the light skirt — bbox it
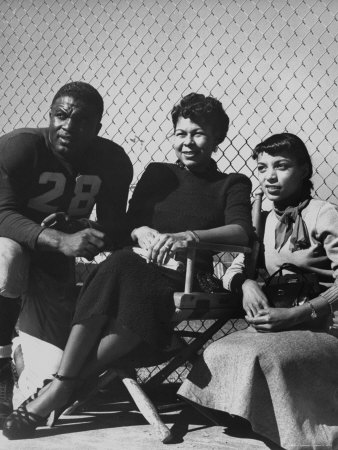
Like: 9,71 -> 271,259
178,327 -> 338,450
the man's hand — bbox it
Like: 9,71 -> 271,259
37,226 -> 106,261
41,212 -> 100,234
242,279 -> 269,318
58,228 -> 106,260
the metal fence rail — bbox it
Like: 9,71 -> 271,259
1,0 -> 337,381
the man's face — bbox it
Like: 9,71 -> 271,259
49,95 -> 102,160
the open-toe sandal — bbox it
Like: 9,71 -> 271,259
2,404 -> 46,440
3,372 -> 79,439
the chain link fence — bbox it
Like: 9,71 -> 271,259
1,0 -> 337,381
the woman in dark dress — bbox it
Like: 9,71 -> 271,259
3,93 -> 252,439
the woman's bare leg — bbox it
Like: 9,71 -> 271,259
22,316 -> 106,416
24,316 -> 141,417
58,316 -> 108,376
81,319 -> 141,378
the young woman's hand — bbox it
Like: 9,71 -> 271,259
246,307 -> 298,331
242,279 -> 269,318
147,231 -> 198,266
331,310 -> 338,329
131,226 -> 160,250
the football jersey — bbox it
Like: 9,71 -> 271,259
0,128 -> 133,250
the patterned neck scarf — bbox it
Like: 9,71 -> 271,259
274,198 -> 311,252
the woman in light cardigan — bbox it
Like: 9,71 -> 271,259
178,133 -> 338,450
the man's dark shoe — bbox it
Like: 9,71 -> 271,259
0,359 -> 14,428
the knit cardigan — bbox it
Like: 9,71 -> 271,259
224,198 -> 338,308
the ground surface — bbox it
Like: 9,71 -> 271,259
0,383 -> 282,450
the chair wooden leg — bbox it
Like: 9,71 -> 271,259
117,369 -> 174,444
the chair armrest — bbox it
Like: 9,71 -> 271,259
187,241 -> 252,254
173,291 -> 243,321
183,241 -> 252,294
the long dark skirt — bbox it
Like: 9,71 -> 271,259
73,248 -> 186,351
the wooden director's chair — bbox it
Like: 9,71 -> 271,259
65,190 -> 263,443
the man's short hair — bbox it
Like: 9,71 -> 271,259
51,81 -> 104,120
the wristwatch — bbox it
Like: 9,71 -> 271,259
307,300 -> 318,319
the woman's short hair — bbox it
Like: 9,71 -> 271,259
253,133 -> 314,194
171,93 -> 229,145
51,81 -> 104,120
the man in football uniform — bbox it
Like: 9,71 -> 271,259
0,81 -> 133,424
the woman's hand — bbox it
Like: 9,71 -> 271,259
131,226 -> 160,250
242,279 -> 269,318
331,310 -> 338,329
246,307 -> 299,331
147,231 -> 198,266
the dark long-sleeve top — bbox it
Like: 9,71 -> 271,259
0,128 -> 133,250
127,161 -> 252,271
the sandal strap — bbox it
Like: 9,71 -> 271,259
52,373 -> 79,381
19,378 -> 53,409
13,404 -> 46,425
